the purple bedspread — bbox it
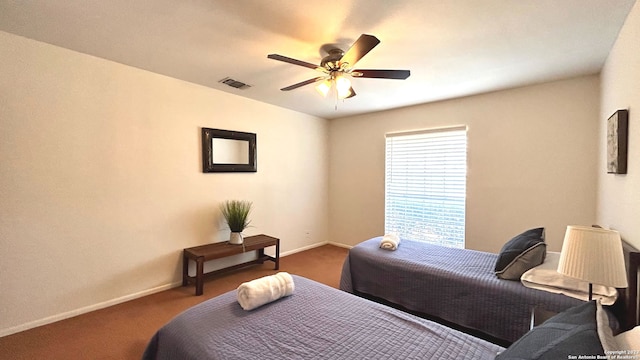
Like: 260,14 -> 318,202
143,275 -> 503,360
340,237 -> 584,343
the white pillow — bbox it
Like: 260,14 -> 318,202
596,301 -> 617,352
521,252 -> 618,305
615,326 -> 640,351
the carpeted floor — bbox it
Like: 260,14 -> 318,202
0,244 -> 349,360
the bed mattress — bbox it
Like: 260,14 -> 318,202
143,275 -> 503,360
340,237 -> 584,343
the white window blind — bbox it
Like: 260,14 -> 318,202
385,126 -> 467,248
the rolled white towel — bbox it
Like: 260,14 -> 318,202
237,272 -> 295,311
380,233 -> 401,250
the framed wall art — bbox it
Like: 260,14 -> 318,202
607,109 -> 629,174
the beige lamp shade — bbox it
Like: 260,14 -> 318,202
557,225 -> 628,288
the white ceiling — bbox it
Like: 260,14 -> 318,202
0,0 -> 635,119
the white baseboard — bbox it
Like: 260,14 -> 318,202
0,241 -> 352,338
280,241 -> 328,256
279,240 -> 352,255
327,241 -> 353,249
0,281 -> 182,338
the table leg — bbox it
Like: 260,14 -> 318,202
275,239 -> 280,270
195,257 -> 204,296
182,251 -> 188,286
258,248 -> 265,264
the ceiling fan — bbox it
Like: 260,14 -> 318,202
267,34 -> 410,100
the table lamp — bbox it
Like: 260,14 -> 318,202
557,225 -> 628,301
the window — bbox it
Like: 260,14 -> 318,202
385,126 -> 467,248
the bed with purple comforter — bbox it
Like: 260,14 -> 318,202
143,275 -> 503,360
340,237 -> 584,344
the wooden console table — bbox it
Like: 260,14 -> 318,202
182,234 -> 280,296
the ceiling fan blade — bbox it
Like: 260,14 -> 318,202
352,69 -> 410,79
268,54 -> 322,71
280,77 -> 325,91
339,34 -> 380,68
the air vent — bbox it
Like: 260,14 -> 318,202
218,77 -> 251,90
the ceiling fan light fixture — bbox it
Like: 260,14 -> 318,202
315,79 -> 331,97
335,74 -> 352,99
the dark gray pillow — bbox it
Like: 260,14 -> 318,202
495,227 -> 546,280
495,301 -> 605,359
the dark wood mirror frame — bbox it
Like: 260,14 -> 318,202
201,128 -> 257,173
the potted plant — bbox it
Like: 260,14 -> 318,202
220,200 -> 252,244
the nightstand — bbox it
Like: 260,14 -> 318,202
530,307 -> 557,329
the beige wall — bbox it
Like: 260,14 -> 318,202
329,76 -> 600,253
4,9 -> 632,335
598,1 -> 640,249
0,31 -> 329,336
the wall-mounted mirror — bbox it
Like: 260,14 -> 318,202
202,128 -> 257,173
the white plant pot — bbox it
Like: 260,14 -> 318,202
229,232 -> 243,245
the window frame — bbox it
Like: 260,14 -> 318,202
384,125 -> 468,248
